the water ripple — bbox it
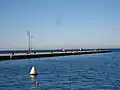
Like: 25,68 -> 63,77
0,52 -> 120,89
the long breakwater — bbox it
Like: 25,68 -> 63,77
0,50 -> 112,61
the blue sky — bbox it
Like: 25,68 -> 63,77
0,0 -> 120,50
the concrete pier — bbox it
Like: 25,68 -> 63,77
0,50 -> 112,61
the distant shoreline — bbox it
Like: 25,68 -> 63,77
0,48 -> 119,53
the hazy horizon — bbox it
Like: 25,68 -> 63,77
0,0 -> 120,50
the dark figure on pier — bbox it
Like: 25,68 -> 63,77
12,53 -> 14,55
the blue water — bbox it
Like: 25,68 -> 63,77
0,49 -> 120,90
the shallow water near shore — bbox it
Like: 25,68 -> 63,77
0,50 -> 120,90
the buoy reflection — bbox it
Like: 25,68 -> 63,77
30,75 -> 36,80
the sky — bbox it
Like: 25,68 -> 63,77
0,0 -> 120,50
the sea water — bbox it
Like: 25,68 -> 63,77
0,49 -> 120,90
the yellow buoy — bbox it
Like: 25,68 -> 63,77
29,66 -> 38,75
